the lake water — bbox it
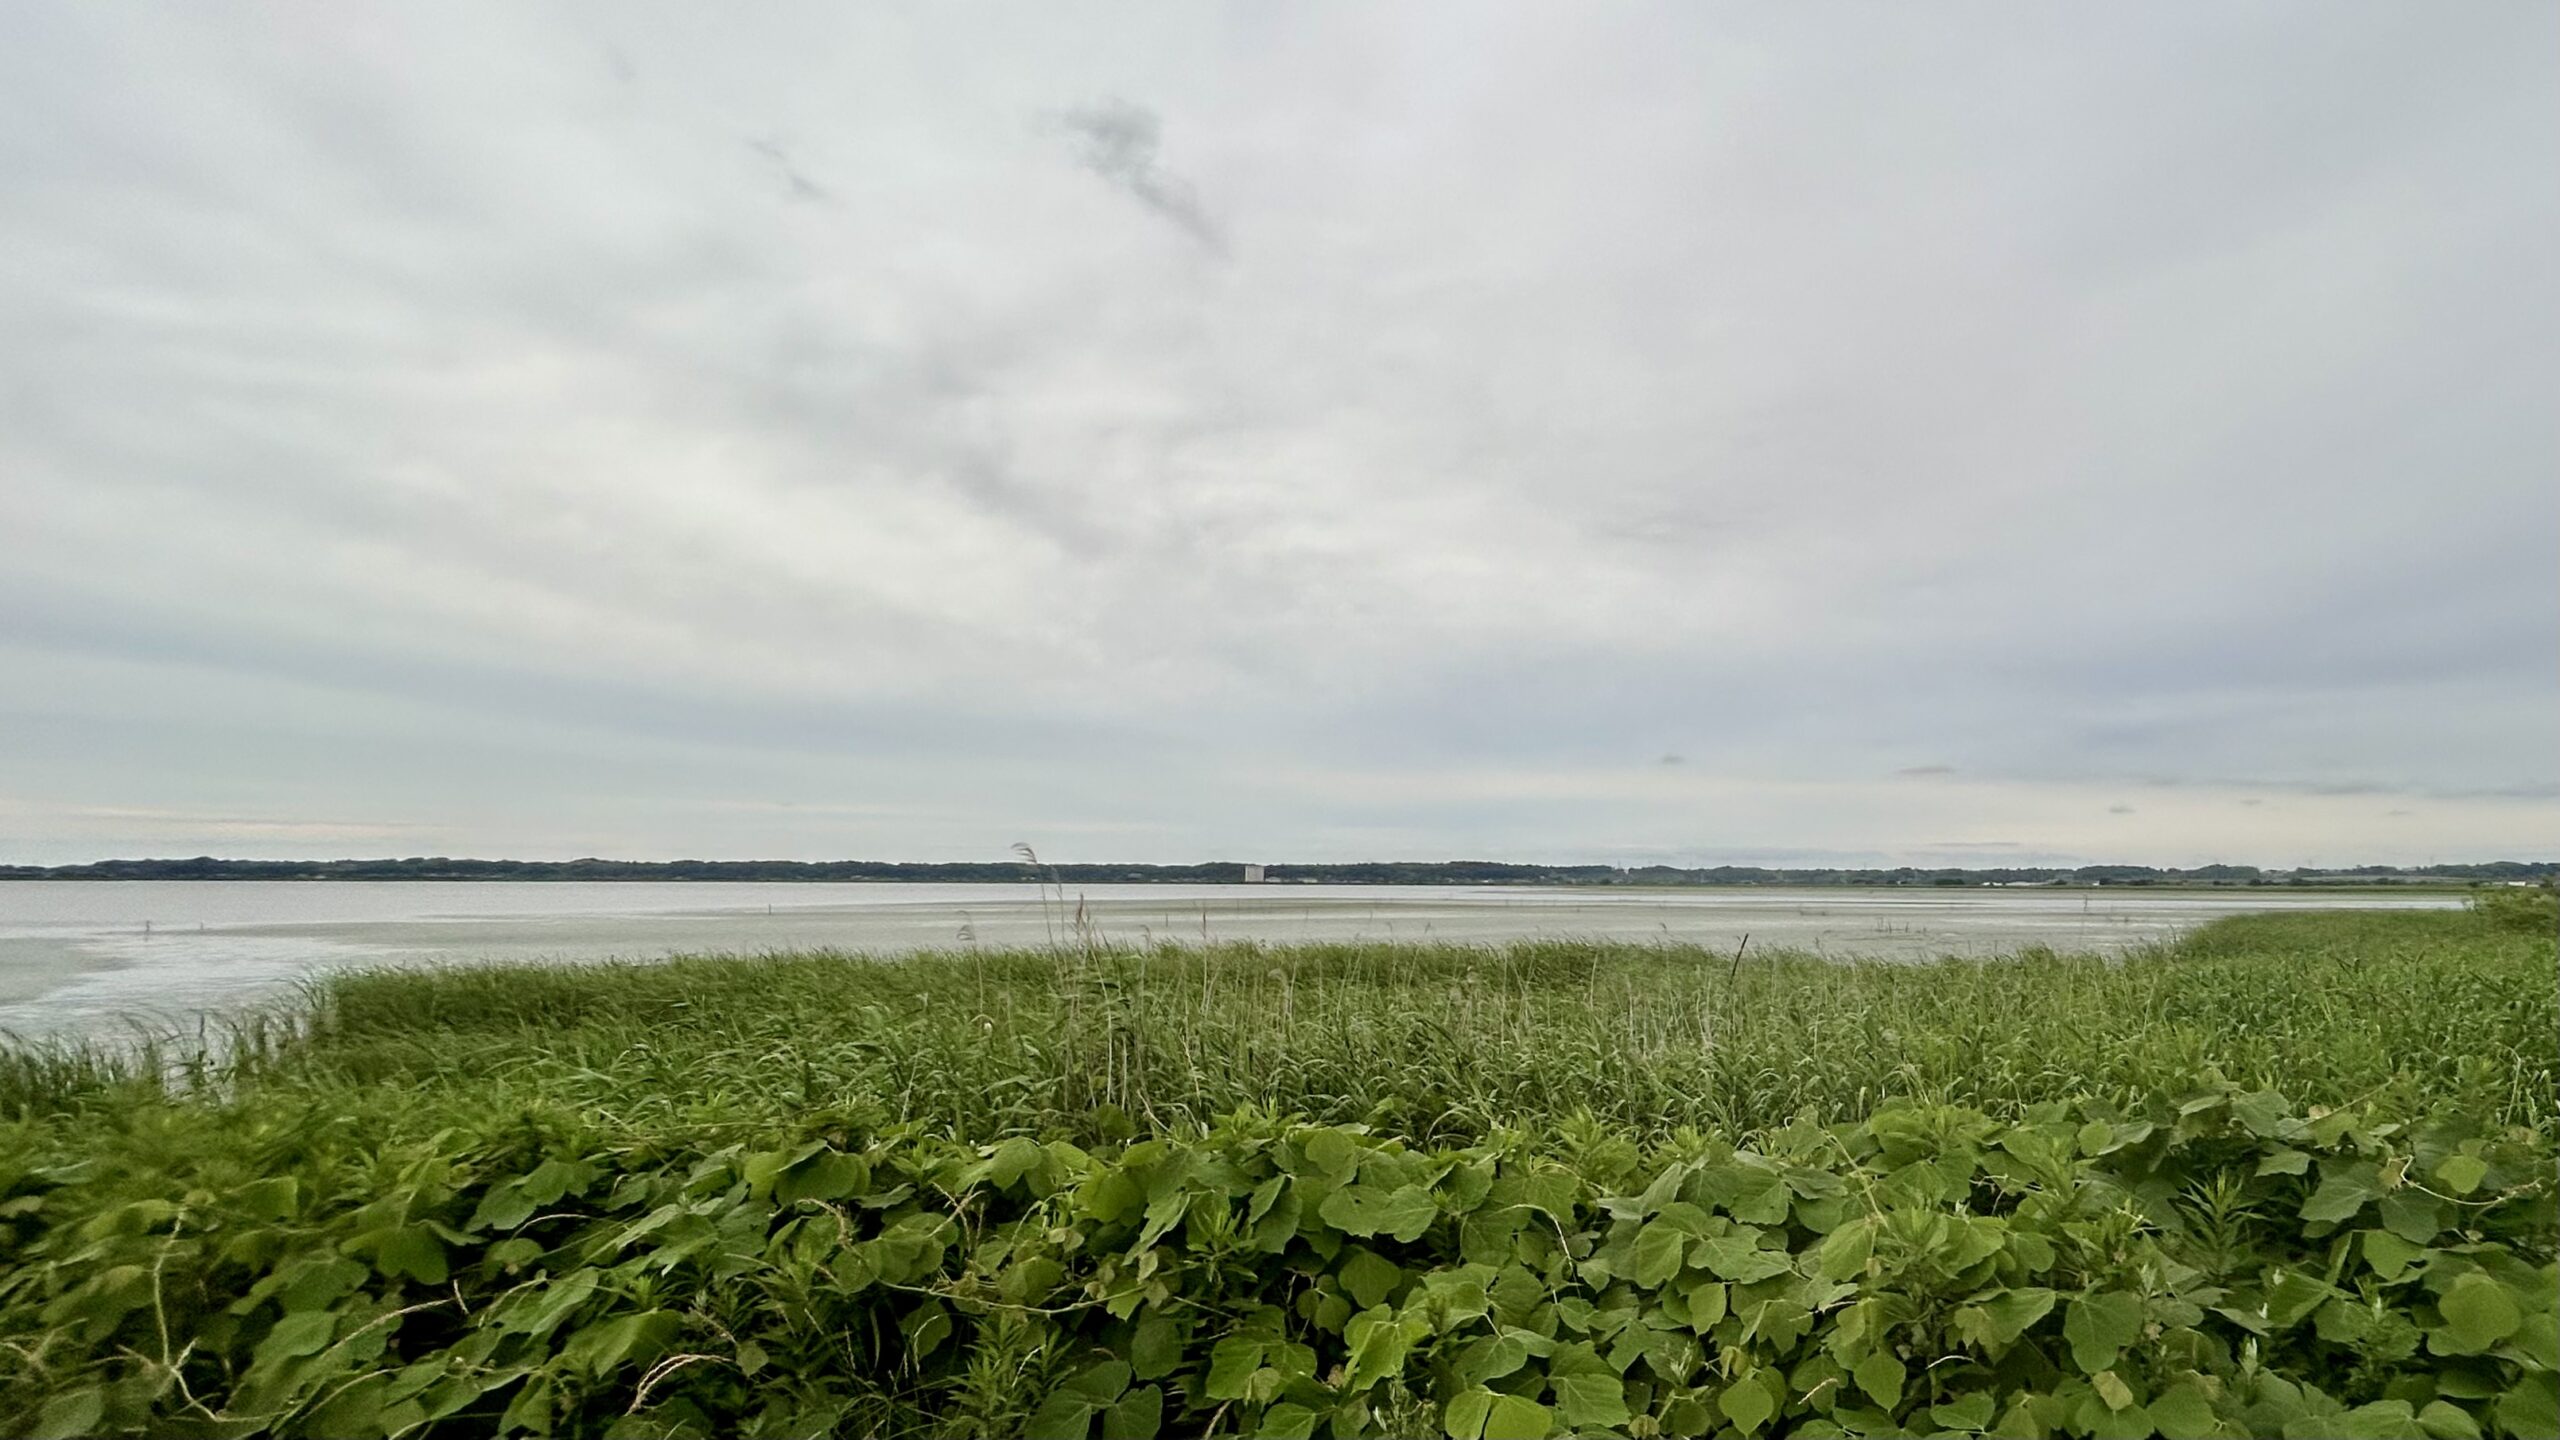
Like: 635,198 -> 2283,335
0,881 -> 2461,1039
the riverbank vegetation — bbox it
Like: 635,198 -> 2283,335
2,907 -> 2553,1437
6,856 -> 2547,886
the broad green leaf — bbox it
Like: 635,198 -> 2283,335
1321,1183 -> 1439,1241
2317,1297 -> 2378,1346
2064,1291 -> 2144,1374
1255,1401 -> 1319,1440
987,1136 -> 1047,1189
2091,1401 -> 2153,1440
507,1268 -> 597,1338
902,1301 -> 953,1362
1682,1278 -> 1729,1334
2266,1269 -> 2339,1328
1662,1397 -> 1715,1438
1931,1393 -> 1997,1432
375,1226 -> 449,1286
1546,1339 -> 1616,1380
776,1151 -> 869,1204
1454,1331 -> 1533,1385
1026,1391 -> 1098,1440
563,1310 -> 680,1377
1818,1218 -> 1876,1281
1311,1289 -> 1352,1334
1131,1315 -> 1181,1380
1000,1256 -> 1067,1306
1303,1130 -> 1359,1178
1978,1287 -> 2057,1345
1629,1218 -> 1690,1288
1252,1184 -> 1303,1253
516,1157 -> 594,1204
1718,1367 -> 1778,1435
1345,1305 -> 1416,1391
2301,1169 -> 2381,1225
2415,1399 -> 2482,1440
467,1185 -> 537,1233
1269,1341 -> 1320,1381
1551,1372 -> 1630,1431
2092,1370 -> 2135,1412
2494,1381 -> 2557,1440
1695,1234 -> 1793,1283
1482,1394 -> 1554,1440
2513,1312 -> 2560,1369
1136,1190 -> 1190,1250
2230,1089 -> 2291,1137
1081,1169 -> 1142,1223
2378,1190 -> 2443,1245
1701,1163 -> 1793,1225
306,1374 -> 390,1438
2361,1230 -> 2425,1282
1444,1388 -> 1494,1440
1854,1351 -> 1905,1411
1060,1360 -> 1133,1404
2433,1155 -> 2489,1195
29,1389 -> 104,1440
1340,1248 -> 1402,1310
2435,1274 -> 2521,1352
2148,1384 -> 2218,1440
1418,1267 -> 1493,1328
1206,1339 -> 1264,1401
1599,1165 -> 1686,1221
237,1176 -> 300,1221
255,1308 -> 337,1366
2323,1400 -> 2423,1439
1101,1385 -> 1163,1440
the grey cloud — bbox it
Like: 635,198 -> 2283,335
0,4 -> 2551,866
743,137 -> 831,203
1053,99 -> 1225,253
2444,782 -> 2560,802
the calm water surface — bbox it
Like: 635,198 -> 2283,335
0,881 -> 2459,1038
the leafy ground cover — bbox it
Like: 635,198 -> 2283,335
1,905 -> 2552,1437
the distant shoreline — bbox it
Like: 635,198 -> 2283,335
2,857 -> 2546,887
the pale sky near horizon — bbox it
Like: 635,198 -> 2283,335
2,3 -> 2554,869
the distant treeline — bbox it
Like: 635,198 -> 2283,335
1,856 -> 2551,886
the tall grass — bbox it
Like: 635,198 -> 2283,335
13,909 -> 2542,1150
0,907 -> 2549,1438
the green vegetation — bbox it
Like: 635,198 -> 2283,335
6,855 -> 2550,886
2,910 -> 2552,1437
2470,884 -> 2558,936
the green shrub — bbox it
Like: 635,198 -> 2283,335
2472,885 -> 2559,936
250,912 -> 2560,1147
1,1082 -> 2552,1437
3,911 -> 2552,1436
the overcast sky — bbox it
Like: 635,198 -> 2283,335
2,3 -> 2553,869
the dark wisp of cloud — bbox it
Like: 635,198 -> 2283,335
1053,98 -> 1225,253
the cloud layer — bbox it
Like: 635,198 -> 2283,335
1,3 -> 2553,866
